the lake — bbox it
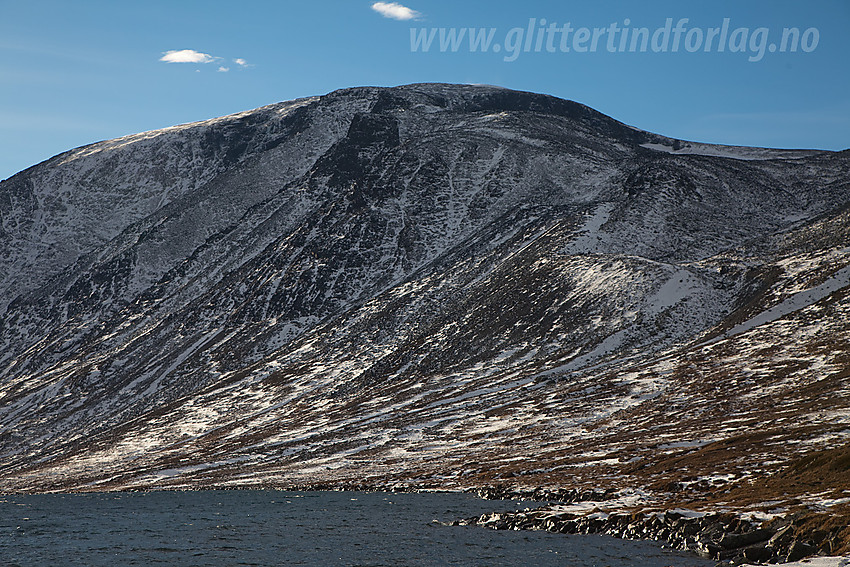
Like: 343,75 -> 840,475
0,490 -> 713,566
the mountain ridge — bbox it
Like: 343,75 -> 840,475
0,83 -> 848,551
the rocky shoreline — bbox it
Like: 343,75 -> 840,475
278,482 -> 850,565
454,487 -> 850,566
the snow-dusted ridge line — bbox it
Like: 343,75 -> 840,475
640,141 -> 825,161
721,263 -> 850,339
56,96 -> 320,167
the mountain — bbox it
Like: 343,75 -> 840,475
1,83 -> 848,529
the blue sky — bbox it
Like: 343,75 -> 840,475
1,0 -> 848,180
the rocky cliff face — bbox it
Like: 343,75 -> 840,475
0,85 -> 848,520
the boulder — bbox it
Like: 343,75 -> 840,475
785,540 -> 817,562
719,528 -> 774,549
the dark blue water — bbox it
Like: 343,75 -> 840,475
0,490 -> 712,566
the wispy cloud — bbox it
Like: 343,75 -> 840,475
371,2 -> 420,21
160,49 -> 217,64
159,50 -> 254,73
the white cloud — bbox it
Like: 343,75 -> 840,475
159,49 -> 217,64
371,2 -> 419,20
218,66 -> 230,73
233,58 -> 251,67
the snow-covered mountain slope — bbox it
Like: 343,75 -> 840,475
0,84 -> 848,516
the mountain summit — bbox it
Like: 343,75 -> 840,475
1,85 -> 849,520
